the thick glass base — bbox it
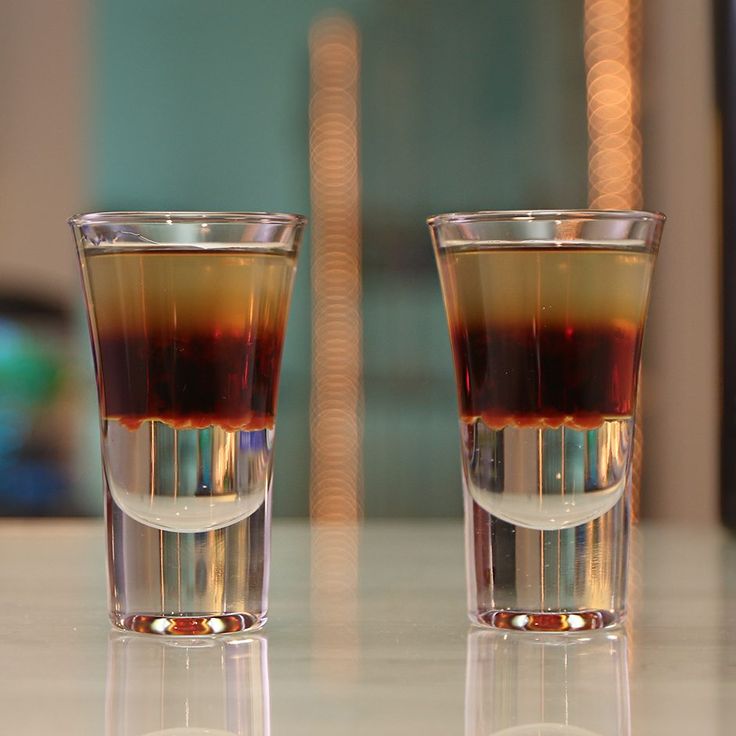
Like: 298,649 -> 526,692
464,475 -> 630,631
111,612 -> 266,636
106,478 -> 270,636
469,609 -> 620,632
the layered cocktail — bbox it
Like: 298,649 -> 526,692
72,212 -> 304,634
431,211 -> 663,631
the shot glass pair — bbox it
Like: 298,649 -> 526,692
71,209 -> 663,635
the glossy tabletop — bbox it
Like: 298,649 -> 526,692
0,520 -> 734,734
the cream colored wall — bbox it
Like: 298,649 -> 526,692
642,0 -> 720,523
0,0 -> 88,302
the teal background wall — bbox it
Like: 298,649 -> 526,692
92,0 -> 587,516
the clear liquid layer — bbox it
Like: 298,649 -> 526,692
102,419 -> 273,533
460,417 -> 632,530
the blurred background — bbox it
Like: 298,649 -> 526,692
0,0 -> 721,524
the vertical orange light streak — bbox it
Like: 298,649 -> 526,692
308,14 -> 363,525
585,0 -> 642,210
308,15 -> 362,672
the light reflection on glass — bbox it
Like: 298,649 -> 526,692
466,629 -> 630,736
105,633 -> 269,736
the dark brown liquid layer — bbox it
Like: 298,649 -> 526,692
451,322 -> 641,429
98,331 -> 284,431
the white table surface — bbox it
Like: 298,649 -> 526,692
0,519 -> 734,735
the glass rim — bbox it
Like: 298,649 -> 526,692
68,210 -> 308,227
426,208 -> 666,227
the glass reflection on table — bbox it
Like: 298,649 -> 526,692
466,629 -> 629,736
106,633 -> 269,736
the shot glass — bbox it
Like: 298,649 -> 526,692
429,210 -> 663,631
71,211 -> 305,634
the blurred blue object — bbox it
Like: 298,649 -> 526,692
0,301 -> 69,516
0,321 -> 60,450
0,459 -> 65,515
